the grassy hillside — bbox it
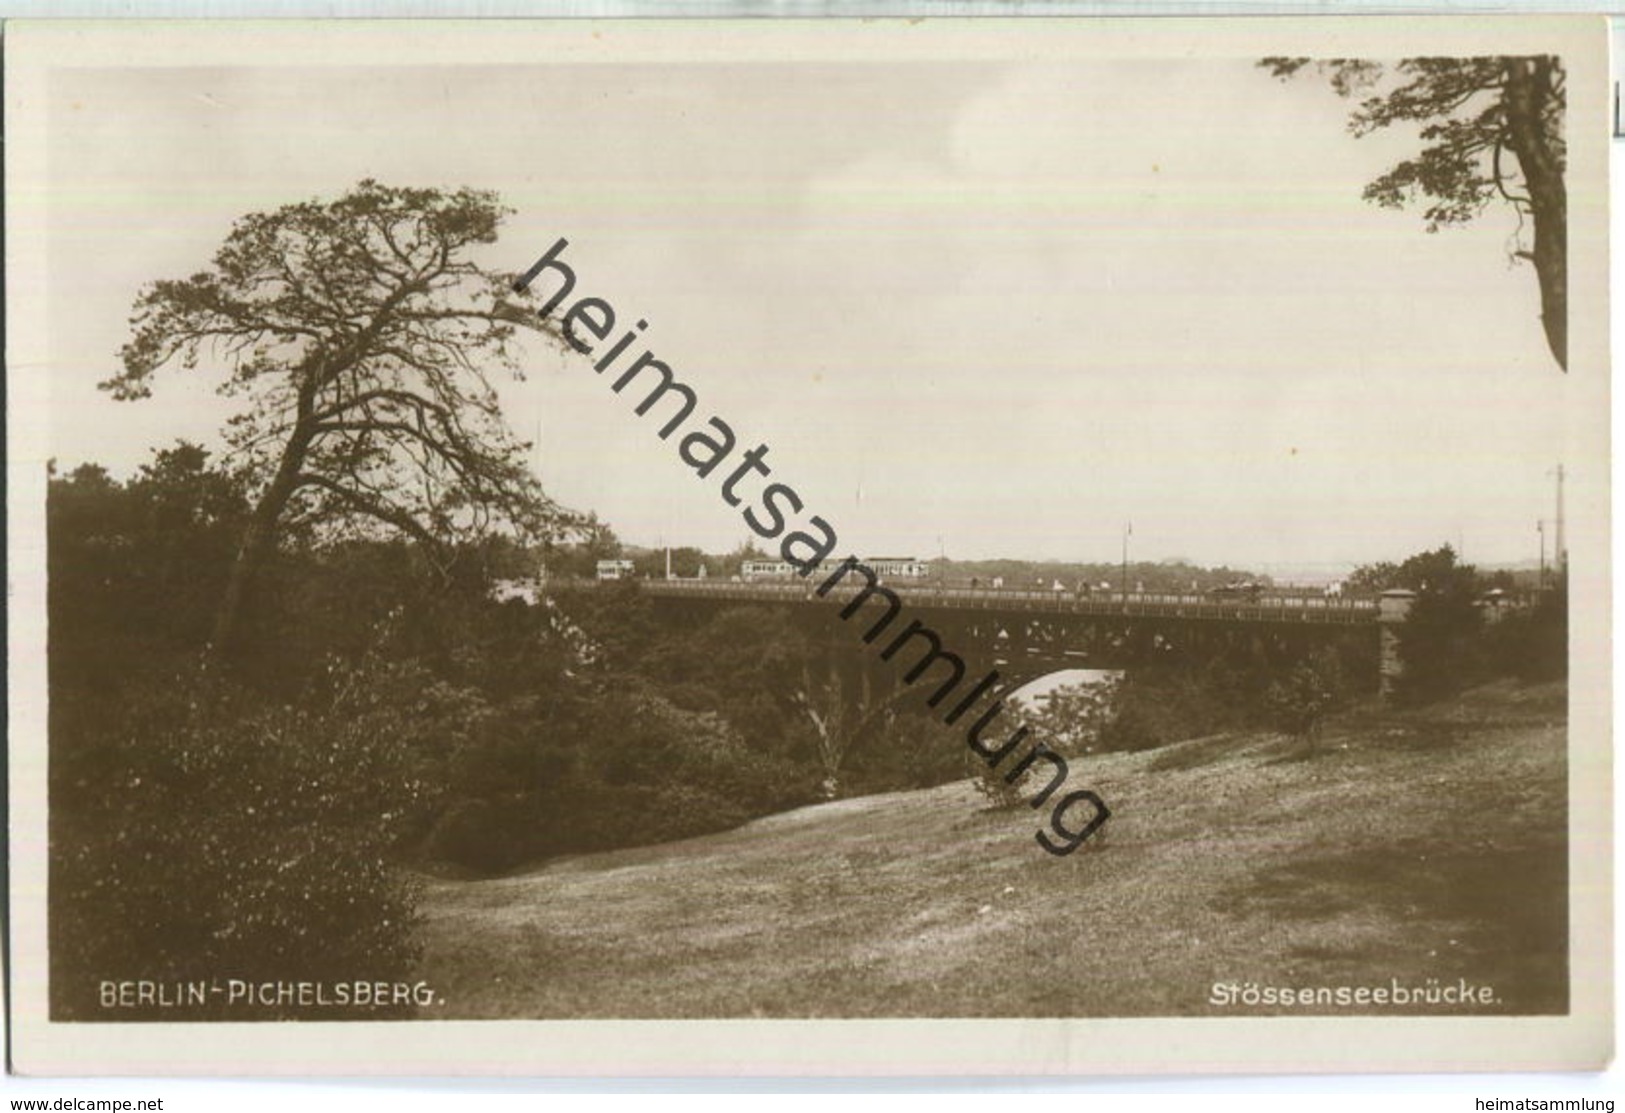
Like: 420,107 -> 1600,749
417,679 -> 1568,1018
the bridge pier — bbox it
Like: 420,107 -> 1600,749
1377,589 -> 1417,700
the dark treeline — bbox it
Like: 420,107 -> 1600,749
1097,544 -> 1568,755
1354,544 -> 1567,702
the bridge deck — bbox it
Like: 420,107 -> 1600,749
570,578 -> 1379,626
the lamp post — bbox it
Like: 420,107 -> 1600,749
1547,463 -> 1566,580
1121,521 -> 1132,606
1555,463 -> 1566,576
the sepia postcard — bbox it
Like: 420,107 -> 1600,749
5,15 -> 1612,1076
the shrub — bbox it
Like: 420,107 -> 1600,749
1025,674 -> 1123,757
1095,700 -> 1167,752
1395,588 -> 1485,704
1096,668 -> 1234,752
424,795 -> 543,874
419,679 -> 814,871
51,663 -> 427,1020
1263,648 -> 1347,751
1484,583 -> 1568,682
965,745 -> 1028,809
845,711 -> 964,794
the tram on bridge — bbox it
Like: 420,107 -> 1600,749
740,557 -> 932,582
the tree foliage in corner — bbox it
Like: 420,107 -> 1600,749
1261,56 -> 1567,370
105,180 -> 577,653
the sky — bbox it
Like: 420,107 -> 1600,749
39,42 -> 1586,575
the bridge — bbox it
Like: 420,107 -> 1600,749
553,577 -> 1395,695
634,578 -> 1378,626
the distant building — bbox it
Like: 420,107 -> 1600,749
596,559 -> 636,581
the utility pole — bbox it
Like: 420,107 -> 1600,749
1537,519 -> 1547,590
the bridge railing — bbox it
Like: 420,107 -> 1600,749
553,577 -> 1379,624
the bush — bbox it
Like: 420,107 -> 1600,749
419,679 -> 814,871
51,662 -> 428,1020
1025,674 -> 1122,756
1395,590 -> 1485,704
1095,701 -> 1167,752
965,745 -> 1027,809
1484,584 -> 1568,682
1263,648 -> 1346,751
556,685 -> 807,848
424,795 -> 542,874
835,708 -> 961,795
1096,668 -> 1236,752
966,674 -> 1122,808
